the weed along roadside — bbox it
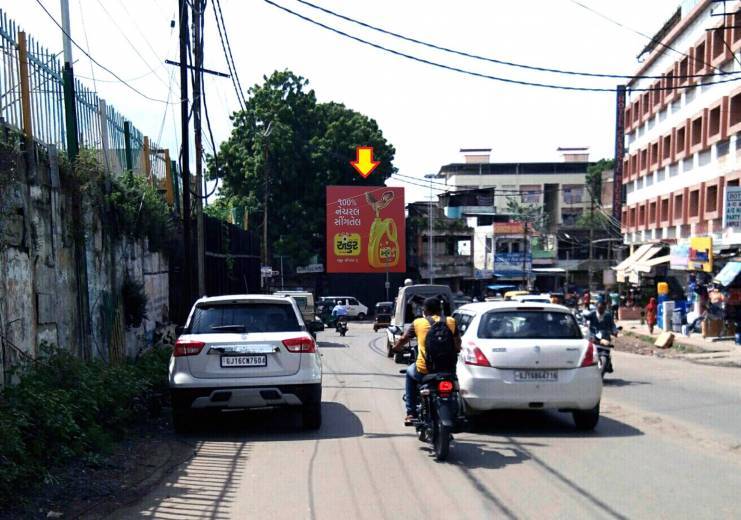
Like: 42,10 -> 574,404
0,343 -> 174,516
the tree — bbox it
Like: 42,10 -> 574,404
208,70 -> 397,265
585,158 -> 614,206
505,197 -> 548,289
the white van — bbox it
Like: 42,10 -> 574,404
385,284 -> 454,358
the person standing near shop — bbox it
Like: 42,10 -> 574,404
645,297 -> 658,334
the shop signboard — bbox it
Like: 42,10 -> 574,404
326,186 -> 406,273
688,236 -> 713,273
670,243 -> 689,270
723,186 -> 741,230
493,222 -> 525,235
494,252 -> 532,275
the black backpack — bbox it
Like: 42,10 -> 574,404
424,316 -> 457,373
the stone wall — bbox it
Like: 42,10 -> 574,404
0,134 -> 169,383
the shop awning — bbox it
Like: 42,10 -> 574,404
634,254 -> 670,273
532,267 -> 567,274
714,261 -> 741,287
613,245 -> 663,282
487,284 -> 518,291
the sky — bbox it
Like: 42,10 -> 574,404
2,0 -> 682,202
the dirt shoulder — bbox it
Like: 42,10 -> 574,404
1,414 -> 194,520
614,330 -> 741,367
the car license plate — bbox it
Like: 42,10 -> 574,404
514,370 -> 557,382
220,355 -> 267,368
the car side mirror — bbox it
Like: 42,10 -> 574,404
175,325 -> 185,336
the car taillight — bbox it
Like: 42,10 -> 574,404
173,339 -> 205,357
283,337 -> 317,353
437,380 -> 454,397
581,341 -> 596,367
463,345 -> 491,367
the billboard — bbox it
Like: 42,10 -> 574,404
326,186 -> 406,273
688,236 -> 713,272
669,243 -> 689,270
723,186 -> 741,230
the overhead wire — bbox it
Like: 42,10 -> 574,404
213,0 -> 247,108
263,0 -> 741,92
211,0 -> 246,110
34,0 -> 179,104
294,0 -> 737,81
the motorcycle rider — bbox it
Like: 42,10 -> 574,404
331,300 -> 349,332
586,296 -> 617,340
392,297 -> 461,425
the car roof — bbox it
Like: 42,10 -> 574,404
456,301 -> 571,313
195,294 -> 294,305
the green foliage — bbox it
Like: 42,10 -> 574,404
209,70 -> 397,264
203,196 -> 235,222
121,277 -> 148,328
505,197 -> 549,232
0,344 -> 171,507
106,171 -> 173,251
586,158 -> 614,201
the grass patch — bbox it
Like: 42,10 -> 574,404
0,344 -> 171,509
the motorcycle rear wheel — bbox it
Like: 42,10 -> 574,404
433,421 -> 451,461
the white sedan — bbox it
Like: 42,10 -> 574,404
454,301 -> 603,430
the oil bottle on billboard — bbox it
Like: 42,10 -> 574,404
366,190 -> 400,268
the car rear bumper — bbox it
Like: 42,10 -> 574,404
459,365 -> 602,411
171,383 -> 322,411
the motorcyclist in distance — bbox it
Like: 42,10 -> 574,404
331,300 -> 349,332
585,296 -> 618,342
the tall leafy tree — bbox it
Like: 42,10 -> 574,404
208,70 -> 397,265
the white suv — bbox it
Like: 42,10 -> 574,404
170,295 -> 323,431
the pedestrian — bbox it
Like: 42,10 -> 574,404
645,297 -> 658,334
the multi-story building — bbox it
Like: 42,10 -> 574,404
433,149 -> 614,291
622,1 -> 741,252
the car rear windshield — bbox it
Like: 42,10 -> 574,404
190,303 -> 301,334
478,311 -> 582,339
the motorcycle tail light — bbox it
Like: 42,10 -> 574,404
580,341 -> 596,367
438,380 -> 454,393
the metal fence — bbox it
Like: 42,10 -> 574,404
0,8 -> 175,189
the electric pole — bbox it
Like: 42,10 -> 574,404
193,0 -> 206,297
179,0 -> 193,309
588,187 -> 595,293
522,221 -> 528,291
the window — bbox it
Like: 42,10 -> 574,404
651,81 -> 662,108
676,125 -> 687,154
712,26 -> 726,60
649,201 -> 657,224
707,185 -> 718,212
641,148 -> 648,171
661,199 -> 670,221
664,70 -> 675,94
562,185 -> 584,204
709,105 -> 721,137
625,106 -> 632,128
734,10 -> 741,46
641,92 -> 650,116
663,134 -> 672,161
695,40 -> 707,72
478,311 -> 582,339
639,205 -> 646,226
678,56 -> 690,83
651,141 -> 659,167
689,190 -> 700,218
453,312 -> 474,335
674,194 -> 684,220
561,208 -> 583,226
520,185 -> 540,204
348,298 -> 359,305
630,207 -> 637,226
190,303 -> 301,334
731,92 -> 741,128
691,116 -> 703,147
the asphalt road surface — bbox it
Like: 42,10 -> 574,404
112,323 -> 741,520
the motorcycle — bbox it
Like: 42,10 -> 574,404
335,317 -> 348,337
590,329 -> 619,378
402,369 -> 461,461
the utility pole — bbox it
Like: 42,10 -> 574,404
260,122 -> 273,278
588,188 -> 595,293
179,0 -> 193,309
522,221 -> 528,290
428,175 -> 434,284
193,0 -> 206,298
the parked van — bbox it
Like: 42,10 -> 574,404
273,291 -> 323,336
385,284 -> 454,357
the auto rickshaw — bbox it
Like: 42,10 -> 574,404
373,301 -> 393,331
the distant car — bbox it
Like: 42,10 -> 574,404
273,291 -> 323,336
317,296 -> 368,320
454,301 -> 603,430
169,295 -> 323,432
511,293 -> 552,304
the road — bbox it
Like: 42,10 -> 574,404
112,323 -> 741,520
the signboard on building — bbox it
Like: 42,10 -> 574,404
613,85 -> 626,222
723,186 -> 741,230
688,236 -> 713,272
670,243 -> 689,270
296,263 -> 324,274
493,222 -> 525,235
494,253 -> 532,275
326,186 -> 406,273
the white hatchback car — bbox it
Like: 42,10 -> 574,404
170,295 -> 323,431
454,301 -> 603,430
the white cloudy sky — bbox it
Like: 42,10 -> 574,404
4,0 -> 683,201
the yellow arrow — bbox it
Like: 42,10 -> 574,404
351,146 -> 381,178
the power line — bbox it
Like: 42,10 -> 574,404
212,0 -> 246,110
295,0 -> 737,81
34,0 -> 178,104
263,0 -> 741,93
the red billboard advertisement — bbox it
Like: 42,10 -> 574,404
326,186 -> 406,273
